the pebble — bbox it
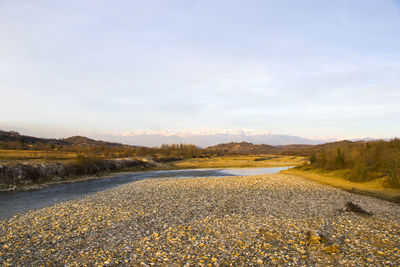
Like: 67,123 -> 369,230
0,174 -> 399,266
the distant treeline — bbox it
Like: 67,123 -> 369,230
0,143 -> 201,159
0,130 -> 203,158
135,144 -> 200,157
0,142 -> 138,159
306,139 -> 400,186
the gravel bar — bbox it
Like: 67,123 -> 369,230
1,174 -> 399,266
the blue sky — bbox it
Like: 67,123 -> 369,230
1,0 -> 399,143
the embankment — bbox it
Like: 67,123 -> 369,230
0,158 -> 155,191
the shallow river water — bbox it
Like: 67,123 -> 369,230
0,166 -> 291,220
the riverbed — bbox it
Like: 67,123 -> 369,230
0,166 -> 290,220
1,172 -> 399,265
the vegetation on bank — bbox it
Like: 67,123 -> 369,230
0,157 -> 155,191
282,168 -> 400,203
304,138 -> 400,187
278,138 -> 400,201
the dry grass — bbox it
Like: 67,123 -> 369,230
171,155 -> 305,169
282,168 -> 400,203
0,150 -> 77,162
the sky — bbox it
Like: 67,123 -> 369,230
0,0 -> 399,144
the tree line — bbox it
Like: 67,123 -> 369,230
307,138 -> 400,186
0,140 -> 202,159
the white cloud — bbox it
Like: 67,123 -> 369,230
0,0 -> 399,140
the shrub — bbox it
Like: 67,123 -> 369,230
387,158 -> 400,187
350,161 -> 367,182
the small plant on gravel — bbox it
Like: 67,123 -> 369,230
345,201 -> 373,216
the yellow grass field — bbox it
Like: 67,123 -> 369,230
282,167 -> 400,203
0,149 -> 78,162
171,154 -> 305,169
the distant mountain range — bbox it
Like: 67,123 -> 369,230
96,131 -> 333,148
1,129 -> 386,149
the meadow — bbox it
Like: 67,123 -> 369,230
0,149 -> 77,162
170,154 -> 305,169
282,167 -> 400,203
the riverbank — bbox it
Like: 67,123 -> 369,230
0,155 -> 303,192
282,167 -> 400,204
0,158 -> 163,192
1,173 -> 399,265
0,167 -> 290,221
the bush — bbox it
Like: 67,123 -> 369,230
350,161 -> 367,182
387,158 -> 400,187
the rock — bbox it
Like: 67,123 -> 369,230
306,231 -> 321,245
345,201 -> 373,216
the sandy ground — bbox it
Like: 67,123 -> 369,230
1,174 -> 399,266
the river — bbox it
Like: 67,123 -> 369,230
0,166 -> 291,220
